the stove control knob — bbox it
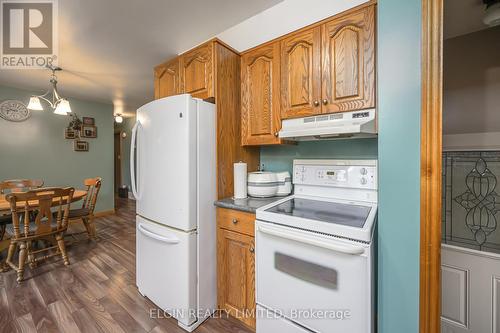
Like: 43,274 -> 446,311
360,177 -> 367,185
360,167 -> 368,175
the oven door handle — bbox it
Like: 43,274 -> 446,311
257,224 -> 365,255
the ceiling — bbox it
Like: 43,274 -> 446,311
0,0 -> 282,116
444,0 -> 491,39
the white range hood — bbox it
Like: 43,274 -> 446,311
278,109 -> 377,141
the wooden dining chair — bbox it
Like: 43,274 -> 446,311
68,177 -> 102,240
5,187 -> 74,282
0,179 -> 44,241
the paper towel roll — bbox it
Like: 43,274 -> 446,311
234,162 -> 248,199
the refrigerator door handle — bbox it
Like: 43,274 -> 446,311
137,223 -> 180,244
130,120 -> 141,200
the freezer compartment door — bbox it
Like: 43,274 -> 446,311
135,94 -> 197,231
136,215 -> 197,327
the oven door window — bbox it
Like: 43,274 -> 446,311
275,252 -> 338,290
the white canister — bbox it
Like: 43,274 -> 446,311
276,171 -> 292,196
247,172 -> 278,198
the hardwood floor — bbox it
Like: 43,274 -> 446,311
0,198 -> 253,333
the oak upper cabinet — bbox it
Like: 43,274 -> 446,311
217,208 -> 256,329
241,42 -> 283,146
179,42 -> 214,99
280,26 -> 322,120
154,58 -> 180,99
321,5 -> 376,113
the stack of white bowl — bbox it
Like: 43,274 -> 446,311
247,171 -> 292,198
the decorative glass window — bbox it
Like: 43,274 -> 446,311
442,151 -> 500,253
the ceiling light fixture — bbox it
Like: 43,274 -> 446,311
484,0 -> 500,26
115,114 -> 123,123
27,65 -> 72,115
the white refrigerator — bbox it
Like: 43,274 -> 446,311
130,94 -> 216,332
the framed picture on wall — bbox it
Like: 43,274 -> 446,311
82,117 -> 95,125
81,125 -> 97,138
74,140 -> 89,152
64,127 -> 79,139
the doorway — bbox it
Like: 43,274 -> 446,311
114,131 -> 122,194
439,1 -> 500,332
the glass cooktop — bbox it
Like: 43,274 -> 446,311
265,198 -> 371,228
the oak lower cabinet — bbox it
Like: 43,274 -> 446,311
154,58 -> 180,99
216,208 -> 256,329
241,41 -> 283,146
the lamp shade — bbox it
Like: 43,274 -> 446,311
115,114 -> 123,123
27,96 -> 43,110
54,99 -> 72,115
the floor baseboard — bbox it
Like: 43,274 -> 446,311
94,209 -> 115,217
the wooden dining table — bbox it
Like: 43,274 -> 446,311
0,189 -> 88,215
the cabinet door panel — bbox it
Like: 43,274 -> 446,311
225,236 -> 248,309
241,42 -> 282,145
280,27 -> 321,119
217,227 -> 256,328
180,43 -> 214,99
333,26 -> 360,99
322,5 -> 375,113
249,58 -> 272,134
154,59 -> 180,99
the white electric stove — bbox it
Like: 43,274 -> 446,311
255,159 -> 377,333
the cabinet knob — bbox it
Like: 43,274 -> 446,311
322,99 -> 328,105
232,218 -> 238,224
313,100 -> 320,107
274,132 -> 279,137
249,246 -> 255,253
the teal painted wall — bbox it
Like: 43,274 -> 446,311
260,138 -> 378,172
377,0 -> 421,332
115,116 -> 136,190
0,85 -> 114,213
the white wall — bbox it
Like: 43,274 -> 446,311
443,26 -> 500,151
216,0 -> 368,52
443,26 -> 500,135
443,131 -> 500,151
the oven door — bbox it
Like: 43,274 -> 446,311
255,220 -> 373,333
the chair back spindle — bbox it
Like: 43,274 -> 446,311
82,177 -> 102,215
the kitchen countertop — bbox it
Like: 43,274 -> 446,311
214,196 -> 283,214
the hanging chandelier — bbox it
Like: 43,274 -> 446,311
27,65 -> 72,115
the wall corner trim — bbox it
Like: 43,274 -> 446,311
420,0 -> 443,332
